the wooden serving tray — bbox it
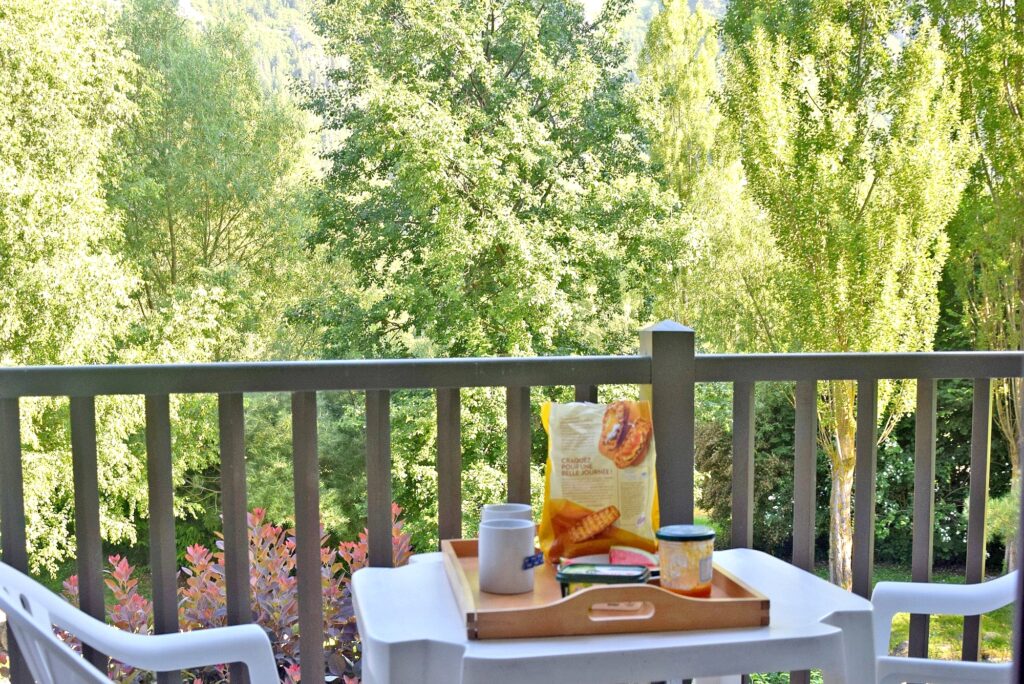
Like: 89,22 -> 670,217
442,538 -> 770,640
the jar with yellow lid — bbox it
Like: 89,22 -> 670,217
656,524 -> 715,597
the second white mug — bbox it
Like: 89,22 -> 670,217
480,502 -> 533,522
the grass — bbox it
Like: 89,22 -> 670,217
746,563 -> 1013,683
814,564 -> 1013,663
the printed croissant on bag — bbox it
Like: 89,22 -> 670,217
539,400 -> 659,563
598,400 -> 653,468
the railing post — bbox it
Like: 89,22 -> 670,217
366,390 -> 393,568
145,395 -> 180,684
963,378 -> 993,661
506,386 -> 532,505
792,381 -> 817,572
910,378 -> 937,658
731,382 -> 755,549
292,391 -> 324,684
437,388 -> 463,542
640,321 -> 696,526
574,385 -> 598,403
0,397 -> 30,684
218,393 -> 250,684
70,396 -> 107,674
1015,372 -> 1024,683
852,378 -> 878,598
791,380 -> 817,684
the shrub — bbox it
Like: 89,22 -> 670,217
1,505 -> 411,683
696,380 -> 1014,568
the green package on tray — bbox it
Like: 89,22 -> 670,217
555,563 -> 650,598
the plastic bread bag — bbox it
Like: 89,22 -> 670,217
539,400 -> 659,563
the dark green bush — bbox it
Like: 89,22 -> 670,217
696,380 -> 1013,567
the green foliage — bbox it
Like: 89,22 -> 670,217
717,0 -> 975,587
721,7 -> 971,356
928,0 -> 1024,488
0,0 -> 136,371
304,0 -> 676,359
109,0 -> 308,320
636,0 -> 783,353
986,480 -> 1019,572
697,380 -> 1014,566
182,0 -> 328,93
638,0 -> 719,202
0,0 -> 146,573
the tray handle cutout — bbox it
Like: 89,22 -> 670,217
588,600 -> 655,622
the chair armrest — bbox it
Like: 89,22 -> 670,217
870,571 -> 1017,657
51,605 -> 278,684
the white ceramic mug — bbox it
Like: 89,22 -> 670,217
478,518 -> 536,594
480,502 -> 533,523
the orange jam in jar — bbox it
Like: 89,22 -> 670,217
656,525 -> 715,597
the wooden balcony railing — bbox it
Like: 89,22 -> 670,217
1,321 -> 1021,684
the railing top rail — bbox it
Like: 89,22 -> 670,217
697,351 -> 1024,382
0,350 -> 1020,398
0,356 -> 650,398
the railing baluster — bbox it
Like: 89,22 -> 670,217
366,390 -> 393,567
1015,373 -> 1024,683
0,397 -> 30,684
852,378 -> 878,598
505,386 -> 531,505
731,382 -> 755,549
909,378 -> 937,658
70,396 -> 107,673
292,391 -> 324,684
790,380 -> 817,684
219,393 -> 250,684
963,378 -> 993,661
640,322 -> 697,525
574,384 -> 598,403
792,381 -> 817,571
436,388 -> 462,542
145,396 -> 180,684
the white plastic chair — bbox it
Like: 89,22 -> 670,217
871,571 -> 1017,684
0,561 -> 278,684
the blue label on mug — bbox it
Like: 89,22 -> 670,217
522,553 -> 544,570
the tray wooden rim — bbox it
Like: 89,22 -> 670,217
442,538 -> 770,640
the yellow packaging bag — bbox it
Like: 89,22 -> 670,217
539,400 -> 659,563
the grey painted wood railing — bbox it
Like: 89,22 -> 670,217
0,321 -> 1021,684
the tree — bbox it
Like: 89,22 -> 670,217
304,0 -> 676,359
638,0 -> 785,353
108,0 -> 308,331
106,0 -> 317,557
923,0 -> 1024,568
720,1 -> 974,587
300,0 -> 676,548
176,0 -> 329,94
0,0 -> 142,572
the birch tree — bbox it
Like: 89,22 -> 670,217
721,2 -> 974,588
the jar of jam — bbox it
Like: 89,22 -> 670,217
656,524 -> 715,597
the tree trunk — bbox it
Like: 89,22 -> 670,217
827,380 -> 857,590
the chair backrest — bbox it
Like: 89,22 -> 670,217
0,562 -> 110,684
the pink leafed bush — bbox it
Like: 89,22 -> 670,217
1,505 -> 411,683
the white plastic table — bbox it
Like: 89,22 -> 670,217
352,548 -> 875,684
